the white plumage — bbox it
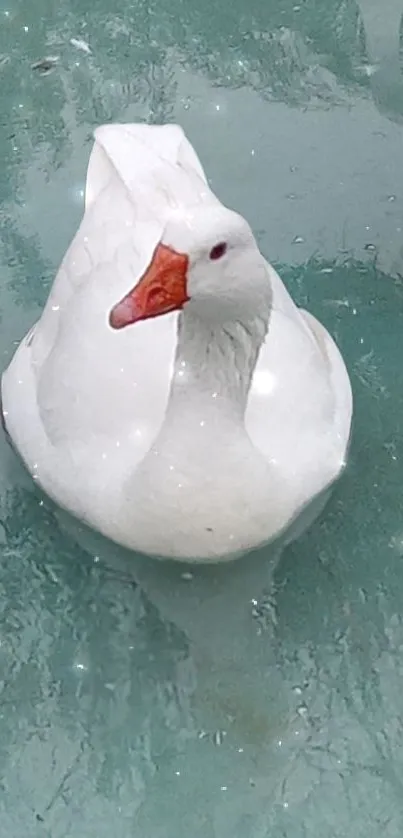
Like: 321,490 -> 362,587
1,123 -> 352,562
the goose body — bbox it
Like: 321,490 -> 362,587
1,123 -> 352,562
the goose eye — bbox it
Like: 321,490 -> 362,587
209,242 -> 227,261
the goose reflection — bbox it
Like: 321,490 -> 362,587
0,474 -> 299,830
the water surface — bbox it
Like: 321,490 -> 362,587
0,0 -> 403,835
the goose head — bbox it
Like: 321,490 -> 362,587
109,205 -> 271,329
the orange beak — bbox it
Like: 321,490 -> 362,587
109,243 -> 189,329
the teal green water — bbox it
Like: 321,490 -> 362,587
1,0 -> 403,835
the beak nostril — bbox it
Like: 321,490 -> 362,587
147,285 -> 165,305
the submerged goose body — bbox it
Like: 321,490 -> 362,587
1,123 -> 352,562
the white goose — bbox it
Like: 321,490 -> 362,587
1,123 -> 352,563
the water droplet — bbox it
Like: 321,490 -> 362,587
213,730 -> 226,746
364,243 -> 377,252
292,235 -> 305,245
31,56 -> 59,74
70,37 -> 92,54
297,703 -> 308,717
181,572 -> 193,581
388,194 -> 396,202
356,63 -> 377,77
